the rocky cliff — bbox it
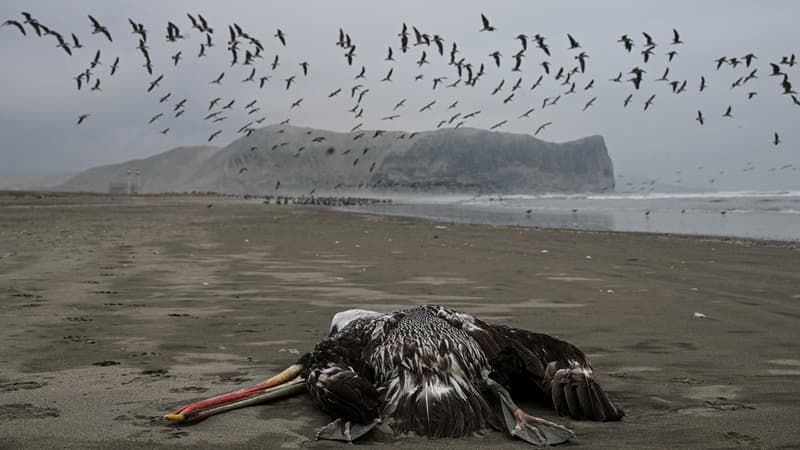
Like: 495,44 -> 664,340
57,125 -> 615,195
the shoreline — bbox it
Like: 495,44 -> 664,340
332,206 -> 800,249
4,190 -> 799,245
1,194 -> 799,448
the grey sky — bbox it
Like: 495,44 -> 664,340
1,0 -> 798,191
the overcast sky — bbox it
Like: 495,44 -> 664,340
1,0 -> 798,190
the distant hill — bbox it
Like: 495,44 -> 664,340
0,172 -> 78,191
58,145 -> 221,193
57,125 -> 615,195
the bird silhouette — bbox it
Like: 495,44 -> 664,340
274,29 -> 286,46
671,28 -> 683,45
644,94 -> 655,111
722,105 -> 733,117
210,72 -> 225,85
148,113 -> 163,124
419,100 -> 436,112
479,14 -> 495,32
490,120 -> 507,130
2,19 -> 26,35
110,57 -> 120,76
88,15 -> 112,42
567,34 -> 581,49
535,122 -> 552,135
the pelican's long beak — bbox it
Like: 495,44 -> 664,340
164,354 -> 310,424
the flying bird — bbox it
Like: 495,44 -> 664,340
567,33 -> 581,49
671,28 -> 683,45
88,15 -> 112,42
722,105 -> 733,117
274,29 -> 286,46
148,113 -> 163,124
148,75 -> 164,92
76,114 -> 90,124
490,120 -> 507,130
489,50 -> 502,68
535,121 -> 553,135
210,72 -> 225,85
110,57 -> 120,76
644,94 -> 656,111
2,20 -> 26,35
479,14 -> 495,32
419,100 -> 436,112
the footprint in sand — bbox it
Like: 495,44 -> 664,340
704,398 -> 755,411
163,429 -> 189,439
767,359 -> 800,376
671,377 -> 703,385
65,316 -> 92,322
62,335 -> 96,344
0,403 -> 60,420
92,360 -> 121,367
169,386 -> 209,394
0,381 -> 47,392
724,431 -> 760,446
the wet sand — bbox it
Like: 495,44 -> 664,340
1,193 -> 799,449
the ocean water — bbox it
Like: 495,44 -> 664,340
342,191 -> 800,242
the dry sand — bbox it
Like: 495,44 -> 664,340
1,192 -> 799,449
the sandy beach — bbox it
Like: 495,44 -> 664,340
1,192 -> 799,449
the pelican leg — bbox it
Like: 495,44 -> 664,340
315,418 -> 377,442
488,380 -> 574,446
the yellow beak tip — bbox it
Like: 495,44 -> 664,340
163,413 -> 186,422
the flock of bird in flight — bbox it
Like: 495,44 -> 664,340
2,11 -> 798,189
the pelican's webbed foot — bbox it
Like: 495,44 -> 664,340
315,418 -> 377,442
488,380 -> 574,446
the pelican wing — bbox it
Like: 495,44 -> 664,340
305,318 -> 381,424
429,305 -> 625,422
